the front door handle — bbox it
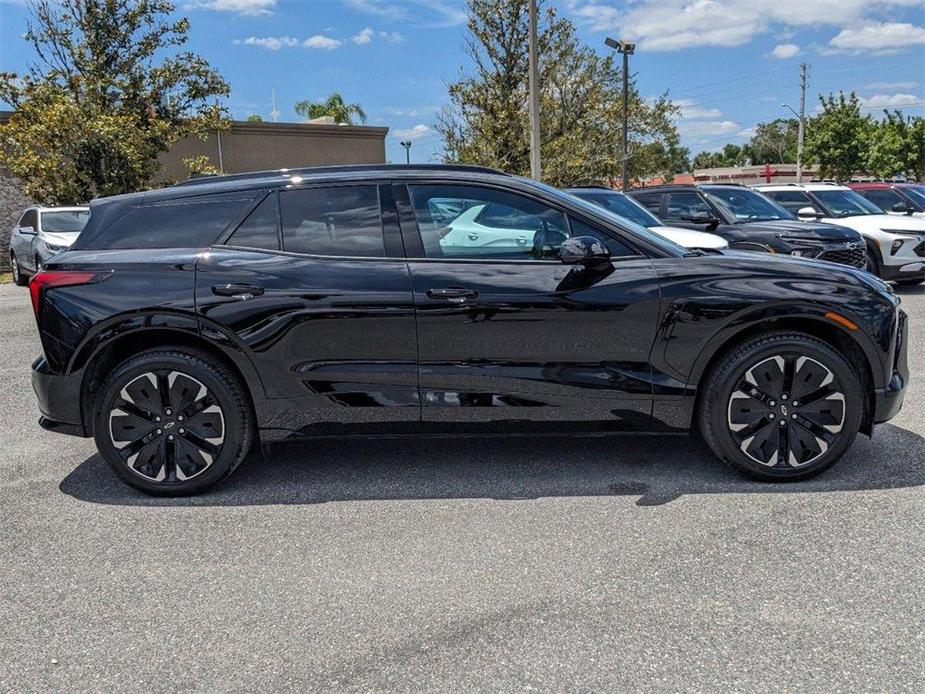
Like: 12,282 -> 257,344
426,287 -> 479,303
212,283 -> 265,299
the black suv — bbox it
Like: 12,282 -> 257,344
629,184 -> 867,267
30,165 -> 908,495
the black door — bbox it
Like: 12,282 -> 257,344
196,184 -> 419,437
396,182 -> 662,432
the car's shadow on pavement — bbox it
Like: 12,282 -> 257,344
60,423 -> 925,507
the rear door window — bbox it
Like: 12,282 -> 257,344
666,192 -> 713,221
279,185 -> 385,257
859,189 -> 904,212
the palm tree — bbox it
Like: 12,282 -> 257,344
294,92 -> 367,125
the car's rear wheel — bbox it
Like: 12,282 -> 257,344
699,332 -> 862,481
93,348 -> 254,496
10,252 -> 28,286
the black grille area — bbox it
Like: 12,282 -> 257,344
819,245 -> 867,268
915,240 -> 925,258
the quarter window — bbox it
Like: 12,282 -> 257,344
225,194 -> 279,251
280,186 -> 384,257
20,210 -> 38,229
859,189 -> 903,212
408,184 -> 569,260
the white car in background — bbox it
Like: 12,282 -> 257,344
9,206 -> 90,286
565,188 -> 729,250
756,183 -> 925,286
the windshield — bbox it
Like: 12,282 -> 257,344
570,191 -> 661,228
41,210 -> 90,233
523,179 -> 688,256
703,187 -> 792,222
813,190 -> 883,217
902,186 -> 925,209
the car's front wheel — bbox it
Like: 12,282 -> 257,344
699,332 -> 862,481
93,348 -> 254,496
10,252 -> 28,286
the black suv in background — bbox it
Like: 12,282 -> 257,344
629,184 -> 867,267
30,165 -> 907,495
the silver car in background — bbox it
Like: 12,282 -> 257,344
9,206 -> 90,285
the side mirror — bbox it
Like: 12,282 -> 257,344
796,206 -> 821,219
892,202 -> 913,215
687,214 -> 720,228
559,235 -> 611,268
19,225 -> 35,235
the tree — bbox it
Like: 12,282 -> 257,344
0,0 -> 229,204
803,92 -> 874,181
865,110 -> 925,180
748,118 -> 799,164
435,0 -> 682,186
295,93 -> 367,124
246,114 -> 263,122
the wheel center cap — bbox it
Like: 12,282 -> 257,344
163,421 -> 176,430
779,404 -> 789,417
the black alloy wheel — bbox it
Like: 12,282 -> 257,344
10,252 -> 28,286
699,332 -> 861,481
94,349 -> 253,495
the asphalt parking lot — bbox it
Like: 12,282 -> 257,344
1,280 -> 923,692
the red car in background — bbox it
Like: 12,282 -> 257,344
848,182 -> 925,218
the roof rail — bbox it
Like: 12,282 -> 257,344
174,163 -> 510,188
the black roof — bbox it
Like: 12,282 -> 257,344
628,183 -> 700,193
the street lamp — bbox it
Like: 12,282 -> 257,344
782,103 -> 804,183
400,140 -> 412,164
605,37 -> 635,191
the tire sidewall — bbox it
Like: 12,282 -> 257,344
93,351 -> 248,495
708,337 -> 862,480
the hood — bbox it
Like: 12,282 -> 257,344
739,218 -> 862,242
38,230 -> 81,247
847,214 -> 925,231
651,225 -> 728,249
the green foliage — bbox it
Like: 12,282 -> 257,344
182,154 -> 221,177
748,118 -> 799,164
435,0 -> 683,186
803,92 -> 874,181
0,0 -> 229,204
295,93 -> 367,124
864,110 -> 925,180
245,114 -> 263,122
691,143 -> 748,169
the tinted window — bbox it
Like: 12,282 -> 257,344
903,186 -> 925,208
225,194 -> 279,250
859,189 -> 903,212
569,217 -> 635,257
666,192 -> 713,221
813,189 -> 882,217
632,193 -> 662,215
280,186 -> 383,257
41,210 -> 90,233
703,188 -> 791,222
765,191 -> 819,214
20,210 -> 38,229
574,192 -> 660,227
82,193 -> 256,249
409,184 -> 568,260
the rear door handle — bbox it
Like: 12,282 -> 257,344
426,287 -> 479,303
212,283 -> 265,299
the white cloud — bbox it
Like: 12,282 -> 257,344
770,43 -> 800,59
343,0 -> 466,27
566,0 -> 925,52
352,27 -> 374,45
738,127 -> 758,138
379,30 -> 405,43
828,21 -> 925,53
304,35 -> 342,50
674,98 -> 722,119
678,120 -> 740,137
865,81 -> 917,90
861,92 -> 924,109
187,0 -> 276,15
238,36 -> 299,50
393,124 -> 431,141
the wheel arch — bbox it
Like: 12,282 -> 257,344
691,315 -> 877,435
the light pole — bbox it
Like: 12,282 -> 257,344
400,140 -> 412,164
527,0 -> 541,180
782,103 -> 804,183
605,37 -> 635,191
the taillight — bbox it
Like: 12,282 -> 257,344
29,270 -> 110,319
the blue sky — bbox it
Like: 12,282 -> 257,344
1,0 -> 924,165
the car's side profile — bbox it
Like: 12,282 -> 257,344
9,206 -> 90,286
848,182 -> 925,218
756,183 -> 925,286
30,165 -> 908,495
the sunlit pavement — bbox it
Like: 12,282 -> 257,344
1,280 -> 923,692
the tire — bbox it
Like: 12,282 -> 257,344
698,331 -> 862,482
865,247 -> 881,278
10,252 -> 28,286
895,276 -> 924,287
93,348 -> 254,496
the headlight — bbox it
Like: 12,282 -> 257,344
790,249 -> 817,257
44,242 -> 68,252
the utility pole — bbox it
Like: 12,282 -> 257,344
270,88 -> 280,123
605,37 -> 636,191
797,62 -> 808,183
400,140 -> 412,164
527,0 -> 541,180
